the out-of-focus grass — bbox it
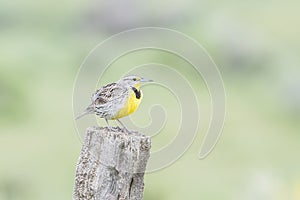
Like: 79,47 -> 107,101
1,0 -> 300,199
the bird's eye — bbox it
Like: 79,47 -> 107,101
133,78 -> 137,81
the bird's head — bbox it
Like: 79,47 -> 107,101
119,75 -> 153,89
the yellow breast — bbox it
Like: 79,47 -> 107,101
112,89 -> 143,119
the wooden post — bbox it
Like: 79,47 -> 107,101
73,126 -> 151,200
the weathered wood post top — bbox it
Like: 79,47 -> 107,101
73,126 -> 151,200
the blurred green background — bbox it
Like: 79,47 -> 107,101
1,0 -> 300,199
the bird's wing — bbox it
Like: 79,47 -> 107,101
91,82 -> 127,105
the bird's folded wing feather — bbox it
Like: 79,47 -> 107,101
91,83 -> 127,105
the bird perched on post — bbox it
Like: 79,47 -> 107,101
76,75 -> 153,132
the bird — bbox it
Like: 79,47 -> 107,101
76,75 -> 153,132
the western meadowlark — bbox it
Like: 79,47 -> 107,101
76,75 -> 153,132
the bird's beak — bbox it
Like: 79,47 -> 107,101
140,77 -> 153,83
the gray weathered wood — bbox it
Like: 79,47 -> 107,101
73,126 -> 151,200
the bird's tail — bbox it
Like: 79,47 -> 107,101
75,105 -> 94,120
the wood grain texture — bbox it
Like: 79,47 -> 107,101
73,127 -> 151,200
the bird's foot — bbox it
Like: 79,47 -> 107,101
122,127 -> 132,134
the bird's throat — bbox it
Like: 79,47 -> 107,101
132,87 -> 141,99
